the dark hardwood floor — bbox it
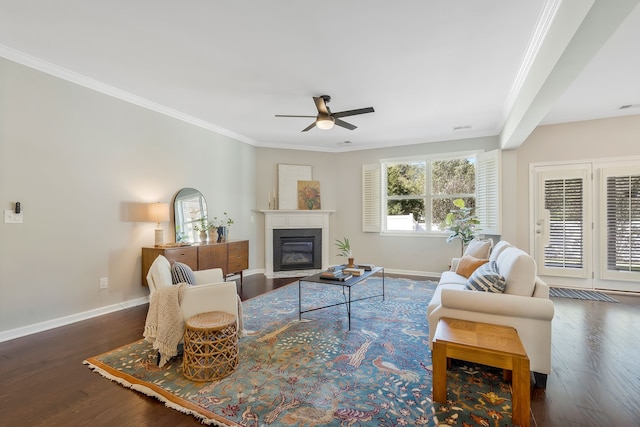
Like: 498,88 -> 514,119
0,274 -> 638,426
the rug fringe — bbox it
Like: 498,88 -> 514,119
82,360 -> 229,426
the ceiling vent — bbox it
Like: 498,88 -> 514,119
618,104 -> 640,110
453,125 -> 472,132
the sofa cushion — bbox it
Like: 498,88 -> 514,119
498,248 -> 537,296
465,261 -> 506,293
489,240 -> 512,262
171,262 -> 196,285
455,255 -> 489,278
439,271 -> 468,286
464,238 -> 493,259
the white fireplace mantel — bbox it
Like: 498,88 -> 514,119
261,210 -> 335,278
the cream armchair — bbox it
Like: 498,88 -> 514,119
146,255 -> 243,334
145,255 -> 244,366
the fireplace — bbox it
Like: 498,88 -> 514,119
261,209 -> 334,278
273,228 -> 322,271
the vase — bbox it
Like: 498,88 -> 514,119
199,230 -> 207,242
208,229 -> 218,243
218,226 -> 228,242
347,257 -> 355,268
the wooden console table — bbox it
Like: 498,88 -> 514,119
432,317 -> 530,427
141,240 -> 248,287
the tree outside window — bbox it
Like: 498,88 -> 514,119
385,156 -> 475,231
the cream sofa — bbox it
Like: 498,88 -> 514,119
427,240 -> 554,387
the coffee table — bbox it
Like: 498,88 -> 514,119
432,317 -> 531,427
298,266 -> 384,330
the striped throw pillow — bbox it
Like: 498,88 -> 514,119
465,261 -> 506,293
171,262 -> 196,285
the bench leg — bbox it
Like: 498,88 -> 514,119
432,341 -> 447,404
511,356 -> 531,427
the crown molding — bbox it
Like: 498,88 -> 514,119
0,44 -> 256,146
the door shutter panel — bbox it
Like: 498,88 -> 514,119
603,167 -> 640,278
362,163 -> 381,232
544,177 -> 584,269
476,149 -> 501,235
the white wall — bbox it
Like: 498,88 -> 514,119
513,115 -> 640,251
256,137 -> 500,276
0,58 -> 257,336
4,53 -> 639,339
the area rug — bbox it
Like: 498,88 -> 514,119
549,287 -> 619,303
85,277 -> 523,426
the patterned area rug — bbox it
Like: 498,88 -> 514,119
85,277 -> 522,426
549,287 -> 619,302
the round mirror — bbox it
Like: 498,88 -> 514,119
173,188 -> 208,243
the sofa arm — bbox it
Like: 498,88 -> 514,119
440,288 -> 554,321
192,268 -> 225,285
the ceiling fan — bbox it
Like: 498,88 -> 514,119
275,95 -> 374,132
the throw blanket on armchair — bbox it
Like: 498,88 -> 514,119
143,283 -> 187,367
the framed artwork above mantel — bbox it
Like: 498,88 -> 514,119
278,164 -> 312,210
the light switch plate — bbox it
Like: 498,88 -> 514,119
4,210 -> 23,223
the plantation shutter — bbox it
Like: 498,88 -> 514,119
603,168 -> 640,276
362,163 -> 381,232
543,177 -> 584,269
475,150 -> 501,235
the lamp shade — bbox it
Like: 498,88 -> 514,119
148,202 -> 170,223
316,116 -> 335,130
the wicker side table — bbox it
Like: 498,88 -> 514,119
182,311 -> 238,382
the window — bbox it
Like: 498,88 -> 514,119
362,150 -> 500,234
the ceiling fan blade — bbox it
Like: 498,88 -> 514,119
333,107 -> 375,118
313,96 -> 330,115
335,118 -> 357,130
275,114 -> 316,118
301,122 -> 317,132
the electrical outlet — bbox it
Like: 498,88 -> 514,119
99,277 -> 109,290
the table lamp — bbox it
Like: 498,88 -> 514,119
148,202 -> 170,246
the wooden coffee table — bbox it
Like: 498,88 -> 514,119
432,317 -> 530,427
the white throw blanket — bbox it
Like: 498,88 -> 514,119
143,283 -> 187,367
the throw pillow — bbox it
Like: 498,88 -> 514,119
464,238 -> 493,259
171,262 -> 196,285
455,255 -> 489,278
465,261 -> 506,293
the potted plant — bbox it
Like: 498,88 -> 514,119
335,237 -> 355,268
440,198 -> 480,255
206,222 -> 218,243
194,218 -> 209,242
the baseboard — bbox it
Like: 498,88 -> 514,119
383,268 -> 442,279
0,296 -> 149,343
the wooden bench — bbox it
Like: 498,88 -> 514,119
432,317 -> 530,427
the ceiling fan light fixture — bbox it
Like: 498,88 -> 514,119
316,116 -> 335,130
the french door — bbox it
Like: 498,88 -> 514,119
532,160 -> 640,292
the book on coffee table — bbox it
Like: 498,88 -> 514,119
343,267 -> 365,276
320,270 -> 353,281
356,263 -> 375,271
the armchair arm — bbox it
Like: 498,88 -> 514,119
192,268 -> 225,285
440,288 -> 554,321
